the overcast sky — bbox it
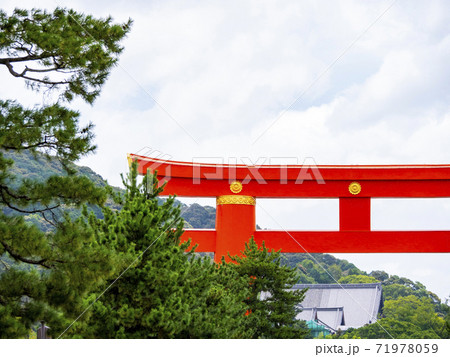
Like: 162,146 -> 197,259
1,0 -> 449,300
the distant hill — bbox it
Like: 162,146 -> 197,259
3,149 -> 108,189
2,150 -> 214,230
181,203 -> 216,229
2,150 -> 122,231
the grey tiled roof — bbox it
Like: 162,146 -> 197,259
293,283 -> 382,331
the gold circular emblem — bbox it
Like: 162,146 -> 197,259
348,182 -> 362,195
230,181 -> 243,194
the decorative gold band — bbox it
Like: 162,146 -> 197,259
217,195 -> 256,206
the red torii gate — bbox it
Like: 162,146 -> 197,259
128,153 -> 450,262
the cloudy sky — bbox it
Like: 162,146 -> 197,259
1,0 -> 449,300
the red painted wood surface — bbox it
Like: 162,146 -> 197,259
339,198 -> 371,231
253,231 -> 450,253
215,203 -> 256,261
129,154 -> 450,181
129,154 -> 450,198
182,230 -> 450,253
129,154 -> 450,258
181,229 -> 216,252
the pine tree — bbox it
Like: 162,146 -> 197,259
0,8 -> 132,103
0,7 -> 131,338
69,165 -> 252,338
229,238 -> 310,339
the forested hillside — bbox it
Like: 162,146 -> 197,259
2,150 -> 215,230
2,150 -> 122,231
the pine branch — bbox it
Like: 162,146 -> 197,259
0,54 -> 47,63
3,60 -> 68,85
0,241 -> 52,268
0,185 -> 61,214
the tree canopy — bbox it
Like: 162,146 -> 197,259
63,167 -> 310,338
0,8 -> 132,103
383,296 -> 447,338
229,238 -> 309,339
0,6 -> 131,338
341,318 -> 441,339
340,296 -> 447,339
67,166 -> 253,338
337,274 -> 379,284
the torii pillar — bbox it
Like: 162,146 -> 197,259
215,194 -> 256,260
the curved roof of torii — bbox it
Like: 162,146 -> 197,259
128,153 -> 450,198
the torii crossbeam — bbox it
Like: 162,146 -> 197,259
128,154 -> 450,262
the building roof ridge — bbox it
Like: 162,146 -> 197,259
292,283 -> 381,289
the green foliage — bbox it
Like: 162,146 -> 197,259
0,6 -> 131,338
3,150 -> 108,189
0,100 -> 107,222
383,284 -> 424,301
337,295 -> 447,339
70,166 -> 252,338
440,297 -> 450,337
0,8 -> 132,103
0,100 -> 95,162
181,203 -> 216,229
383,296 -> 446,338
369,270 -> 389,282
229,238 -> 309,339
338,275 -> 379,284
0,211 -> 120,338
340,318 -> 440,339
1,150 -> 122,230
282,253 -> 362,284
382,275 -> 441,305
